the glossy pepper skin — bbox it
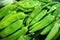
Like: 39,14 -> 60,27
0,20 -> 23,37
0,4 -> 16,19
29,14 -> 55,33
53,3 -> 60,17
0,12 -> 26,30
42,2 -> 58,9
16,0 -> 40,9
16,0 -> 40,12
45,19 -> 60,40
53,30 -> 60,40
48,3 -> 60,13
1,11 -> 16,22
40,21 -> 55,35
26,4 -> 41,25
2,27 -> 28,40
30,10 -> 47,26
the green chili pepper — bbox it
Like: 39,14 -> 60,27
3,27 -> 28,40
1,11 -> 16,22
45,19 -> 60,40
53,30 -> 60,40
26,4 -> 41,25
30,10 -> 47,26
29,14 -> 55,33
16,0 -> 40,9
40,21 -> 55,35
0,20 -> 23,37
18,6 -> 34,12
0,4 -> 16,19
0,12 -> 26,30
48,3 -> 60,13
16,0 -> 40,12
53,3 -> 60,17
42,2 -> 58,9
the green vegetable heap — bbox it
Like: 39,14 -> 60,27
0,0 -> 60,40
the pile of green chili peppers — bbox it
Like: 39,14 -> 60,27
0,0 -> 60,40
